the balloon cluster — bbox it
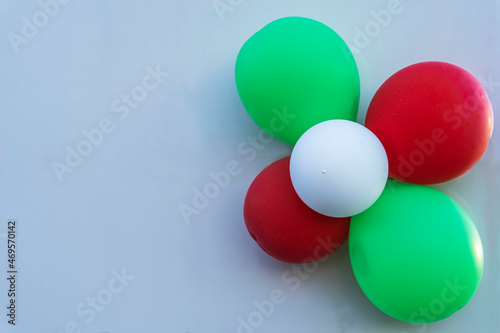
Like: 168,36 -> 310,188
235,17 -> 493,323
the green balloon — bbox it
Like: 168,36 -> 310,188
349,180 -> 483,323
235,17 -> 360,145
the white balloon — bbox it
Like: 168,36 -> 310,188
290,120 -> 388,217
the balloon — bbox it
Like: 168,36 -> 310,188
290,120 -> 388,217
365,61 -> 493,184
349,180 -> 484,323
235,17 -> 360,145
244,157 -> 350,264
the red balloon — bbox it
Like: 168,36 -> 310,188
243,157 -> 350,264
365,61 -> 493,184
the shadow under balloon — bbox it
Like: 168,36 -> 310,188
180,59 -> 257,146
309,240 -> 435,333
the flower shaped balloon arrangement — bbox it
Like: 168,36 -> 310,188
235,17 -> 493,323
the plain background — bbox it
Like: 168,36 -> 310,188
0,0 -> 499,332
